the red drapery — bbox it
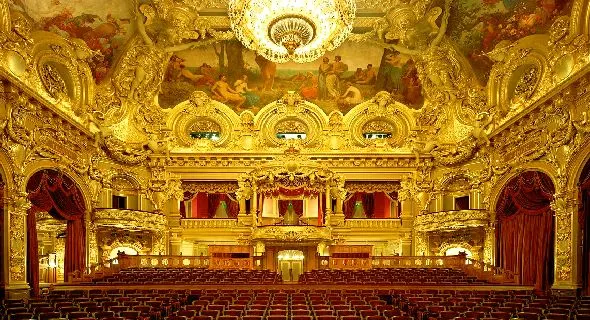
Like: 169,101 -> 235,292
278,200 -> 304,216
344,192 -> 375,218
496,171 -> 554,291
578,159 -> 590,294
26,170 -> 86,296
207,193 -> 239,218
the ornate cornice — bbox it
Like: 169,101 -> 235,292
182,181 -> 239,194
249,225 -> 332,244
344,181 -> 401,193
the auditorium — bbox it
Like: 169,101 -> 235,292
1,0 -> 590,319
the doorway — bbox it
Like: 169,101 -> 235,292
277,250 -> 304,282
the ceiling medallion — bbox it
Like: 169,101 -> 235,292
228,0 -> 356,63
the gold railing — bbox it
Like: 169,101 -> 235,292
69,254 -> 517,285
93,208 -> 167,230
343,218 -> 402,229
414,210 -> 489,232
68,255 -> 211,283
181,218 -> 238,229
372,255 -> 467,268
462,257 -> 519,284
116,254 -> 211,269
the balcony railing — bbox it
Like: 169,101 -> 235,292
343,218 -> 402,229
181,218 -> 239,229
93,208 -> 167,230
414,209 -> 489,232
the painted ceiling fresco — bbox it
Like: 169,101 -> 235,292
8,0 -> 134,82
8,0 -> 574,114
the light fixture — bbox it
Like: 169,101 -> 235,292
228,0 -> 356,63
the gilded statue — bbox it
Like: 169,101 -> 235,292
376,0 -> 485,124
113,1 -> 219,102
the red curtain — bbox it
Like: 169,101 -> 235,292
496,171 -> 555,291
26,170 -> 86,296
207,193 -> 238,218
344,192 -> 375,218
579,160 -> 590,294
278,200 -> 304,216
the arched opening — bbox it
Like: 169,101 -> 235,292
578,158 -> 590,295
26,169 -> 86,296
445,247 -> 473,259
495,171 -> 555,291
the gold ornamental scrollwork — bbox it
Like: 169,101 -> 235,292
256,92 -> 328,148
167,91 -> 239,148
93,208 -> 167,231
344,181 -> 401,194
238,149 -> 344,197
250,225 -> 332,243
182,181 -> 239,194
414,209 -> 490,232
550,193 -> 575,282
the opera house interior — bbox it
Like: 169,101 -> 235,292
3,0 -> 590,318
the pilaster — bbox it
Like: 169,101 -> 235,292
5,191 -> 30,298
550,191 -> 578,289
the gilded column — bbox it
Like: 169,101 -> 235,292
550,192 -> 577,289
414,231 -> 428,256
85,210 -> 99,268
238,197 -> 247,215
251,187 -> 258,225
324,184 -> 332,214
335,195 -> 343,215
483,224 -> 495,264
5,191 -> 30,298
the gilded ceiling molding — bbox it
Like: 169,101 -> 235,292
344,181 -> 401,194
254,92 -> 328,149
568,0 -> 590,36
487,34 -> 551,118
344,92 -> 416,149
182,181 -> 239,194
29,31 -> 95,117
167,91 -> 241,150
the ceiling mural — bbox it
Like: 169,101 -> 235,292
8,0 -> 134,82
160,41 -> 423,114
7,0 -> 575,111
445,0 -> 573,82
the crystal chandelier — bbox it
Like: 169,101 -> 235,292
228,0 -> 356,63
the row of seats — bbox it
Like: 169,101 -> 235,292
298,269 -> 486,285
2,288 -> 590,320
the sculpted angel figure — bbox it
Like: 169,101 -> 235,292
115,1 -> 214,101
378,0 -> 482,108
